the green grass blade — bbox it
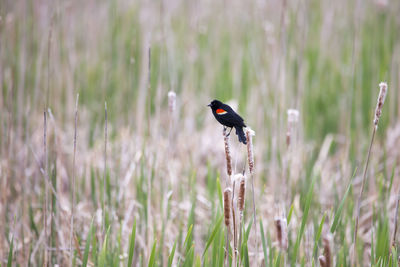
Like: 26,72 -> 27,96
202,215 -> 223,257
259,219 -> 268,267
330,168 -> 357,233
184,224 -> 193,252
82,218 -> 94,267
293,176 -> 315,261
313,213 -> 326,257
148,240 -> 157,267
128,218 -> 137,267
243,242 -> 250,267
168,241 -> 177,267
98,226 -> 110,267
7,237 -> 13,267
287,204 -> 294,225
182,244 -> 195,267
217,177 -> 223,209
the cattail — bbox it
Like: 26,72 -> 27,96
322,233 -> 332,267
274,217 -> 288,250
224,188 -> 232,227
373,82 -> 387,128
245,128 -> 255,175
168,91 -> 176,113
223,127 -> 232,178
238,176 -> 246,212
286,109 -> 299,147
319,256 -> 327,267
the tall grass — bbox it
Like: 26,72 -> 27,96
0,0 -> 399,266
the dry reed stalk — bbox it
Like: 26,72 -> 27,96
70,93 -> 79,266
274,217 -> 288,250
43,109 -> 48,266
103,102 -> 107,238
245,128 -> 258,258
43,17 -> 53,267
353,82 -> 388,264
146,47 -> 153,255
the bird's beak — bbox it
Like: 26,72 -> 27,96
207,103 -> 211,107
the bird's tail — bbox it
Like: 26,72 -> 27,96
235,126 -> 247,145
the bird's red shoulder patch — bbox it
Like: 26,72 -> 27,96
216,109 -> 227,115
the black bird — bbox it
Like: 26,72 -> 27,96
208,100 -> 247,144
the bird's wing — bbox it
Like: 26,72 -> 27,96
221,104 -> 246,126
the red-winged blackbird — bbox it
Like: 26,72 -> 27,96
208,100 -> 247,144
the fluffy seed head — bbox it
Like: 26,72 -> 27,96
287,109 -> 299,147
238,176 -> 246,211
287,109 -> 299,123
374,82 -> 387,127
168,91 -> 176,113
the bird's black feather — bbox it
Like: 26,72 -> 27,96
208,100 -> 247,144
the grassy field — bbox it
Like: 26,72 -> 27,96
1,0 -> 400,266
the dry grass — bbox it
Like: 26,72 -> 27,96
1,0 -> 400,266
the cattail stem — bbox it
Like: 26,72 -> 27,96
353,126 -> 375,264
43,109 -> 48,266
353,82 -> 387,265
232,181 -> 237,267
70,94 -> 78,265
237,176 -> 246,266
246,128 -> 258,259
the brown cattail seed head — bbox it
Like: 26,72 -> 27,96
274,217 -> 288,250
223,188 -> 232,227
319,256 -> 327,267
373,82 -> 387,127
245,128 -> 255,175
168,91 -> 176,113
238,176 -> 246,211
322,232 -> 332,267
223,128 -> 232,177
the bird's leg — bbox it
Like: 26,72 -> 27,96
227,127 -> 233,137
